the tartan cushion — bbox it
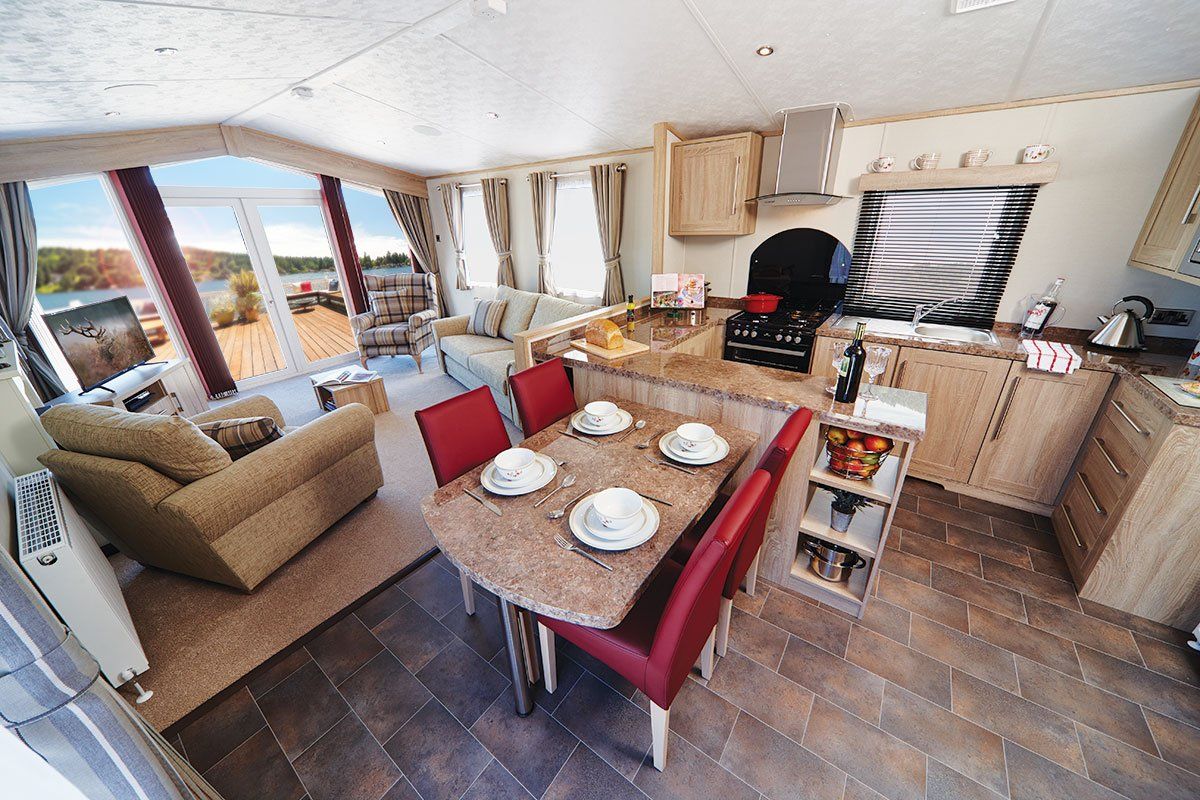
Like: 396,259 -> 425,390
196,416 -> 283,461
359,323 -> 412,348
368,290 -> 417,324
467,298 -> 506,337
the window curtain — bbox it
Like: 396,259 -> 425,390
109,168 -> 237,400
528,171 -> 557,295
438,183 -> 470,290
383,189 -> 447,315
318,175 -> 368,316
0,548 -> 225,800
590,164 -> 626,304
0,181 -> 67,403
480,177 -> 515,288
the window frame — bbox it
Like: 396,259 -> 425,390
460,184 -> 498,289
549,174 -> 606,302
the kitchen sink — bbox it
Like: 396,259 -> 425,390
830,316 -> 999,346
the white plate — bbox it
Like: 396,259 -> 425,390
585,506 -> 642,540
662,434 -> 719,460
481,454 -> 557,496
570,408 -> 633,436
659,432 -> 730,465
569,494 -> 659,551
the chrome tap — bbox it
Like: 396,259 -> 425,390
911,296 -> 963,327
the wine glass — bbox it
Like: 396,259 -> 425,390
826,354 -> 842,395
863,346 -> 890,398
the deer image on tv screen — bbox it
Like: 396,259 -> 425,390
45,297 -> 155,390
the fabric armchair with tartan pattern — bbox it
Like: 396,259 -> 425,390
351,272 -> 441,372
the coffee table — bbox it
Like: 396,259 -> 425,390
310,369 -> 389,414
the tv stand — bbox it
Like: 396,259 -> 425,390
39,359 -> 208,417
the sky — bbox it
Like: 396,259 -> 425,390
29,156 -> 409,259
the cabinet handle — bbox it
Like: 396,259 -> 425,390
731,156 -> 742,216
1110,399 -> 1149,437
1062,505 -> 1084,549
991,377 -> 1021,441
1183,184 -> 1200,226
1078,472 -> 1106,516
1092,437 -> 1125,476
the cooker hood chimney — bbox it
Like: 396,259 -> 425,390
754,103 -> 852,206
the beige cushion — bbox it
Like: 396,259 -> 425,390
439,334 -> 512,366
467,298 -> 506,337
529,295 -> 592,330
468,349 -> 515,393
41,404 -> 231,483
196,416 -> 284,460
495,285 -> 539,341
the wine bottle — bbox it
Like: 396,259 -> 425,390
1021,278 -> 1064,338
834,322 -> 867,403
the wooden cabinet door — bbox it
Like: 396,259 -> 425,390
970,364 -> 1113,504
1129,96 -> 1200,271
669,133 -> 761,236
810,336 -> 898,389
892,348 -> 1010,484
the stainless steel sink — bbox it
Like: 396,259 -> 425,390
830,316 -> 999,346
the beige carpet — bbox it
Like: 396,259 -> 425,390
115,352 -> 518,730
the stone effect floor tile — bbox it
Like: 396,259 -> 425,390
385,700 -> 491,800
845,626 -> 951,708
1004,741 -> 1125,800
415,638 -> 510,728
1075,645 -> 1200,729
726,605 -> 789,668
1077,725 -> 1200,800
779,634 -> 885,724
967,605 -> 1083,679
705,648 -> 815,743
337,650 -> 431,743
179,687 -> 265,773
291,714 -> 401,800
926,759 -> 1007,800
930,564 -> 1026,622
802,697 -> 926,800
256,662 -> 349,761
901,530 -> 983,575
633,677 -> 738,761
1022,596 -> 1142,664
399,560 -> 466,619
201,727 -> 304,800
634,732 -> 759,800
469,700 -> 578,798
876,571 -> 968,632
720,712 -> 845,800
760,589 -> 853,656
306,614 -> 385,686
542,744 -> 646,800
461,760 -> 535,800
552,673 -> 650,781
907,614 -> 1018,693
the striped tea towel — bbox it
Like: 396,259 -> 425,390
1020,339 -> 1081,374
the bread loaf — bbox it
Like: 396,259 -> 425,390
584,318 -> 625,350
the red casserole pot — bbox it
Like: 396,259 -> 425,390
743,293 -> 782,313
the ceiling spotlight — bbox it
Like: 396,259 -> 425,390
291,86 -> 315,100
485,111 -> 500,120
756,45 -> 775,56
105,111 -> 121,117
376,139 -> 387,145
154,47 -> 178,56
412,124 -> 441,137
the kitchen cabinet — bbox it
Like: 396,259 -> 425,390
669,132 -> 762,236
1128,96 -> 1200,280
969,363 -> 1112,505
891,348 -> 1010,484
811,336 -> 898,391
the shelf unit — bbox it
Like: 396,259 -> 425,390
785,423 -> 917,618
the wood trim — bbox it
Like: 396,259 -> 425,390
858,163 -> 1058,192
0,125 -> 227,183
425,146 -> 652,181
652,123 -> 670,274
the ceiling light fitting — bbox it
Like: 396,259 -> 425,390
485,112 -> 500,120
756,45 -> 775,57
291,86 -> 315,101
154,47 -> 178,56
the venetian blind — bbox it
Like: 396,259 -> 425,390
844,185 -> 1040,328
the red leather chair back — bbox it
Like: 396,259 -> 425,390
415,386 -> 512,487
508,358 -> 577,437
723,408 -> 812,599
643,470 -> 771,708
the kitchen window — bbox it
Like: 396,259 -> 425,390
461,185 -> 498,286
844,185 -> 1040,328
551,175 -> 606,300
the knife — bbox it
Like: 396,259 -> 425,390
642,454 -> 698,476
559,426 -> 600,446
636,490 -> 673,506
463,487 -> 502,516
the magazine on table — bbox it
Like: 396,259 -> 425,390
314,367 -> 378,387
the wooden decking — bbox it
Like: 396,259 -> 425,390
153,305 -> 356,381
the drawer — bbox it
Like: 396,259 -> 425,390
1061,472 -> 1111,548
1104,379 -> 1171,460
1052,497 -> 1089,576
1078,415 -> 1142,511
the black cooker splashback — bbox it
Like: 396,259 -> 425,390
747,228 -> 849,310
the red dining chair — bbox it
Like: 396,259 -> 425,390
415,386 -> 512,615
537,470 -> 771,771
508,358 -> 577,437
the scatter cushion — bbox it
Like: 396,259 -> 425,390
196,416 -> 284,461
467,298 -> 507,337
369,288 -> 421,324
40,403 -> 231,483
529,295 -> 592,329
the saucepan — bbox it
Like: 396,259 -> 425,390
742,293 -> 783,314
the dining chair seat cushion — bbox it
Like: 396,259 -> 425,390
509,358 -> 578,437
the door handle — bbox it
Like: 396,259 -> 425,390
1092,437 -> 1125,476
731,156 -> 742,216
895,361 -> 907,386
991,377 -> 1021,441
1109,399 -> 1149,437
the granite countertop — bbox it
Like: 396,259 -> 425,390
530,306 -> 737,357
420,398 -> 757,628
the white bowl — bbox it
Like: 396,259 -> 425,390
676,422 -> 716,452
584,400 -> 619,428
493,448 -> 535,481
591,487 -> 643,529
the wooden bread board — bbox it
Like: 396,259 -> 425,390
569,338 -> 650,360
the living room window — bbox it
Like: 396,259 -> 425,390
27,175 -> 175,392
341,183 -> 414,278
461,185 -> 498,286
551,175 -> 605,300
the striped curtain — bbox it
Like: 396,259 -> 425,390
589,164 -> 627,305
480,177 -> 515,288
528,171 -> 557,295
0,181 -> 67,402
0,548 -> 224,799
384,190 -> 447,316
438,183 -> 470,290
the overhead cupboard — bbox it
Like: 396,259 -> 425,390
668,131 -> 762,236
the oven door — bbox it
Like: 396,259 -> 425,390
724,339 -> 811,372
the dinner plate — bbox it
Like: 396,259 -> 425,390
570,408 -> 633,436
659,431 -> 730,465
569,494 -> 659,551
481,454 -> 557,496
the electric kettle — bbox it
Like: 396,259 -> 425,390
1088,295 -> 1154,351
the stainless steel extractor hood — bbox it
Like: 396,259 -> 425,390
754,103 -> 852,206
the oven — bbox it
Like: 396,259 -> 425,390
724,336 -> 813,372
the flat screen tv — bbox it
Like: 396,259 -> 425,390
42,297 -> 156,391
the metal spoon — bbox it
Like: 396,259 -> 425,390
635,429 -> 662,449
534,474 -> 576,508
617,420 -> 646,443
547,486 -> 590,520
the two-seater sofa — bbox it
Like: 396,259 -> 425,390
430,285 -> 590,420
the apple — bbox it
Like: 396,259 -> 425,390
826,427 -> 848,445
845,428 -> 864,440
862,435 -> 893,453
858,453 -> 881,466
845,440 -> 867,453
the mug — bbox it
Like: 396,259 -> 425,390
962,148 -> 992,166
910,152 -> 940,170
1022,144 -> 1055,163
869,155 -> 895,173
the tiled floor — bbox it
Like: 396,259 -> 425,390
175,479 -> 1200,800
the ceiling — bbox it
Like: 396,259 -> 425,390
3,0 -> 1197,176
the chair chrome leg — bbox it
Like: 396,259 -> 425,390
459,570 -> 475,616
497,599 -> 534,716
716,597 -> 732,657
650,701 -> 670,771
538,623 -> 557,693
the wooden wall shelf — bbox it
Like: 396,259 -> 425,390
858,162 -> 1059,192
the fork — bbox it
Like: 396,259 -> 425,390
554,534 -> 613,570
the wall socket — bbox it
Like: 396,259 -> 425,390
1148,308 -> 1195,326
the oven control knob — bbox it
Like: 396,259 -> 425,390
785,335 -> 793,342
775,334 -> 783,341
750,331 -> 758,338
735,329 -> 743,336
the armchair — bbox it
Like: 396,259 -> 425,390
351,272 -> 441,372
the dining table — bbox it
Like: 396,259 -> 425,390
420,397 -> 758,715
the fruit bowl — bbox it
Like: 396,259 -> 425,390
824,427 -> 894,480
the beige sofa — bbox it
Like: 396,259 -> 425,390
431,285 -> 590,419
37,395 -> 384,592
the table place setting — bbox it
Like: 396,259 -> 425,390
479,447 -> 558,496
567,487 -> 661,554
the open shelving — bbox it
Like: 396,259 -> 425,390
799,485 -> 885,558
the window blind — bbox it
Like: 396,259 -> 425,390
844,185 -> 1040,328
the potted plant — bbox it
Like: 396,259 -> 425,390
828,489 -> 870,532
210,302 -> 235,328
228,271 -> 262,323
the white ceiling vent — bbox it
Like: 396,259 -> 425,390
952,0 -> 1017,13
